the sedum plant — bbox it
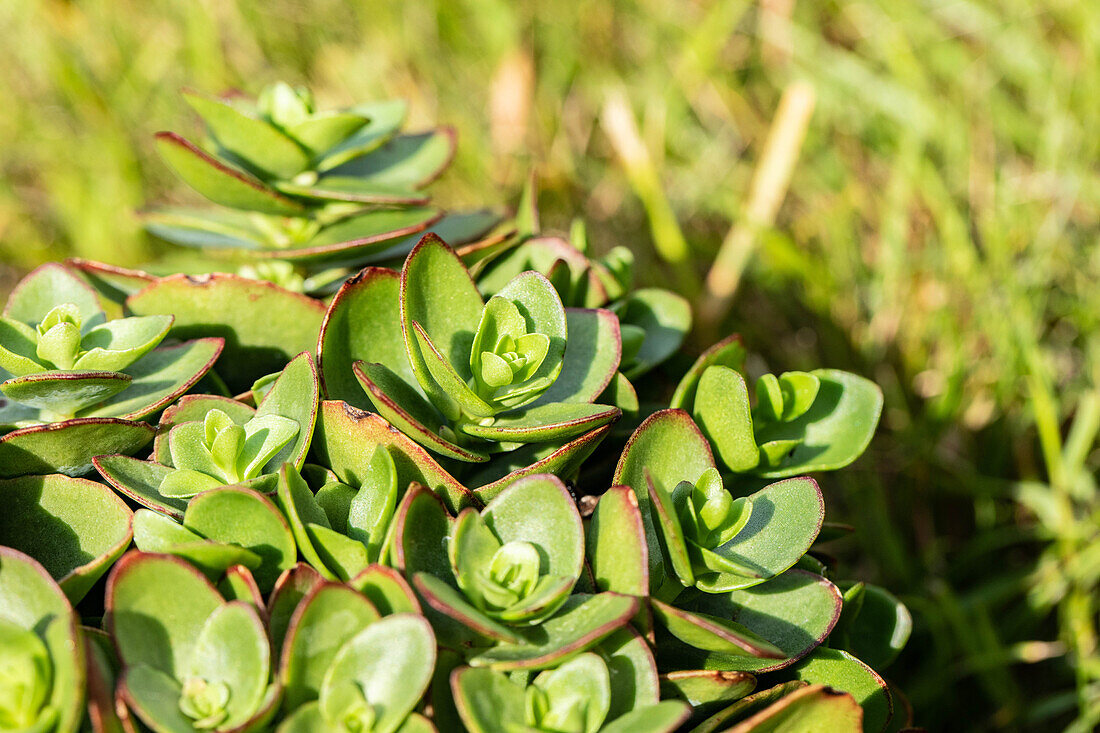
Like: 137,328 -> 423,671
0,265 -> 222,477
144,81 -> 501,289
318,235 -> 622,468
0,547 -> 85,733
0,81 -> 916,733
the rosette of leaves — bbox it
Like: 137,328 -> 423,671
475,188 -> 692,410
0,265 -> 222,477
144,81 -> 505,276
0,547 -> 86,733
276,581 -> 436,733
318,235 -> 622,467
106,553 -> 281,733
392,473 -> 638,668
94,353 -> 318,520
451,652 -> 690,732
590,408 -> 909,727
0,474 -> 133,603
671,336 -> 883,478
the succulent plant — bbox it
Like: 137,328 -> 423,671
107,553 -> 280,733
318,235 -> 622,469
671,335 -> 884,477
451,652 -> 690,732
94,352 -> 317,518
144,81 -> 502,282
0,265 -> 222,477
0,81 -> 918,733
0,547 -> 86,733
474,186 -> 692,415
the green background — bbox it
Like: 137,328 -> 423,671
1,1 -> 1096,729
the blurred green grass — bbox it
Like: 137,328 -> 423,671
1,1 -> 1097,729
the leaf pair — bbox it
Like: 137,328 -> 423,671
672,336 -> 884,478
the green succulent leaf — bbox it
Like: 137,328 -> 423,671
347,565 -> 420,616
323,129 -> 456,189
155,132 -> 306,216
833,583 -> 912,672
659,670 -> 756,711
713,683 -> 863,733
650,598 -> 786,660
183,487 -> 297,591
107,553 -> 225,677
132,508 -> 262,581
693,367 -> 759,473
280,583 -> 380,710
785,648 -> 891,732
531,308 -> 622,406
317,614 -> 436,733
79,338 -> 225,421
400,234 -> 485,417
127,274 -> 326,393
184,90 -> 311,179
0,419 -> 155,479
692,478 -> 824,593
669,335 -> 748,411
613,410 -> 716,590
313,401 -> 477,513
587,486 -> 649,597
467,593 -> 639,670
2,371 -> 132,418
315,99 -> 408,172
319,267 -> 427,410
0,547 -> 85,733
181,601 -> 271,730
0,474 -> 132,603
611,289 -> 691,379
661,570 -> 843,674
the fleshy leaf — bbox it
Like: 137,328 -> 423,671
183,601 -> 271,729
253,352 -> 319,471
663,570 -> 843,674
107,553 -> 224,677
613,289 -> 691,379
400,235 -> 484,416
2,371 -> 132,417
313,401 -> 477,513
532,308 -> 621,405
0,419 -> 154,479
79,338 -> 225,421
184,487 -> 297,591
587,486 -> 649,597
785,649 -> 890,732
693,366 -> 759,472
155,132 -> 306,215
468,593 -> 638,670
318,614 -> 435,733
280,583 -> 380,710
459,402 -> 620,444
127,274 -> 326,393
753,370 -> 884,478
613,410 -> 716,589
184,90 -> 311,178
0,474 -> 132,604
318,267 -> 420,410
693,478 -> 824,592
323,129 -> 456,189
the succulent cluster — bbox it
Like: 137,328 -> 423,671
1,83 -> 914,733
